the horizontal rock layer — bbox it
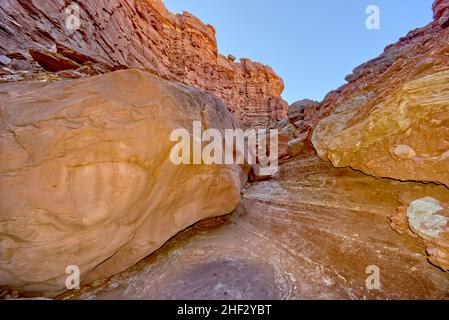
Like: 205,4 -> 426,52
434,0 -> 449,20
313,70 -> 449,188
0,69 -> 248,296
0,0 -> 287,128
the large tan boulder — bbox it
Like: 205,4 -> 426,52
312,70 -> 449,188
0,69 -> 248,296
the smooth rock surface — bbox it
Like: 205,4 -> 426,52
0,69 -> 248,296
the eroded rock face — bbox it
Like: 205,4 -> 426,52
313,70 -> 449,188
0,69 -> 248,296
0,0 -> 287,127
312,0 -> 449,188
288,99 -> 320,124
310,0 -> 449,273
434,0 -> 449,20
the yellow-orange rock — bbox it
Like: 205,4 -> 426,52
61,154 -> 449,300
0,69 -> 248,296
313,70 -> 449,188
311,0 -> 449,188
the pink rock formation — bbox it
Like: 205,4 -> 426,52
433,0 -> 449,20
0,0 -> 287,128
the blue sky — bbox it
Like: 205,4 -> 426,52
164,0 -> 435,104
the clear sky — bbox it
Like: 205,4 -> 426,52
164,0 -> 435,104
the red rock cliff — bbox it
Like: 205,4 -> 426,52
433,0 -> 449,20
0,0 -> 287,128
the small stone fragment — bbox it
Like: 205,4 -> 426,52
392,145 -> 417,159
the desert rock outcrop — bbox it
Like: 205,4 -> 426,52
0,69 -> 248,296
0,0 -> 287,128
313,70 -> 449,188
311,0 -> 449,271
311,1 -> 449,187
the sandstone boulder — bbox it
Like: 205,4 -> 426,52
0,69 -> 248,296
407,197 -> 448,240
392,197 -> 449,271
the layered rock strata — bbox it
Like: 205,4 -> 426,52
311,0 -> 449,271
0,0 -> 287,127
313,70 -> 449,188
311,1 -> 449,187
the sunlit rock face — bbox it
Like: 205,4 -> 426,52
0,69 -> 248,296
312,70 -> 449,188
311,0 -> 449,188
0,0 -> 287,127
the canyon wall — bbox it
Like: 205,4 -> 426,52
0,0 -> 287,128
311,0 -> 449,271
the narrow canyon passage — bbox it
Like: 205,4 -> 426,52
61,155 -> 449,300
1,0 -> 449,303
